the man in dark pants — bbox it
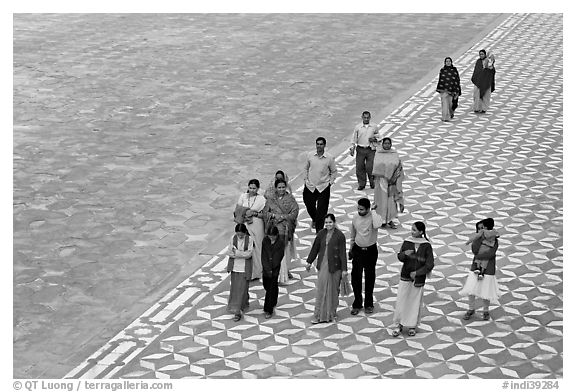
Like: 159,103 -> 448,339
349,198 -> 383,315
261,226 -> 285,319
349,111 -> 385,190
303,136 -> 337,232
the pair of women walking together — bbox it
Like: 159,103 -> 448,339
226,223 -> 288,321
435,49 -> 496,121
234,174 -> 297,283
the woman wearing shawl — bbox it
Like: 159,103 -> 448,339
372,137 -> 405,229
391,221 -> 434,337
436,57 -> 462,121
260,178 -> 299,285
305,213 -> 348,324
235,179 -> 266,280
264,170 -> 292,200
471,49 -> 496,113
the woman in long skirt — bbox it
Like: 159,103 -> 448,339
235,179 -> 266,280
460,218 -> 501,321
305,214 -> 348,324
372,137 -> 405,229
226,223 -> 254,322
392,221 -> 434,337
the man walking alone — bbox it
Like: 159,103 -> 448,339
303,136 -> 337,232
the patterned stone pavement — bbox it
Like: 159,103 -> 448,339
13,13 -> 508,378
63,14 -> 563,379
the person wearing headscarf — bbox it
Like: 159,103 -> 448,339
471,49 -> 496,113
436,57 -> 462,121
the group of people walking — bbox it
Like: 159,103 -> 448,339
435,49 -> 496,121
229,172 -> 298,321
225,48 -> 500,333
226,148 -> 500,335
227,135 -> 339,322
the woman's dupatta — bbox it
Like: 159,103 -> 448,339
263,193 -> 298,243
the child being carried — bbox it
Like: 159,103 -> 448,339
465,218 -> 499,279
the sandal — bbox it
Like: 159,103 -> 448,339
463,309 -> 475,320
408,328 -> 416,337
483,311 -> 490,321
388,221 -> 398,229
391,325 -> 403,337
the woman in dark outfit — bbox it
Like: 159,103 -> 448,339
261,226 -> 285,319
436,56 -> 462,121
471,49 -> 496,113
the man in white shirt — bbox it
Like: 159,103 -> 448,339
349,111 -> 385,190
349,197 -> 383,315
303,136 -> 338,232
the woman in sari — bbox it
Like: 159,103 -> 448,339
260,178 -> 299,285
471,49 -> 496,113
391,221 -> 434,337
264,170 -> 292,199
372,137 -> 405,229
436,57 -> 462,121
235,179 -> 266,280
305,213 -> 348,324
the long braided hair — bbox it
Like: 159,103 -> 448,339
414,221 -> 430,242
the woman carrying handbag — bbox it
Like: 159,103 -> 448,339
305,214 -> 348,324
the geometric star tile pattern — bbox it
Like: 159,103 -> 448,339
65,13 -> 562,379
